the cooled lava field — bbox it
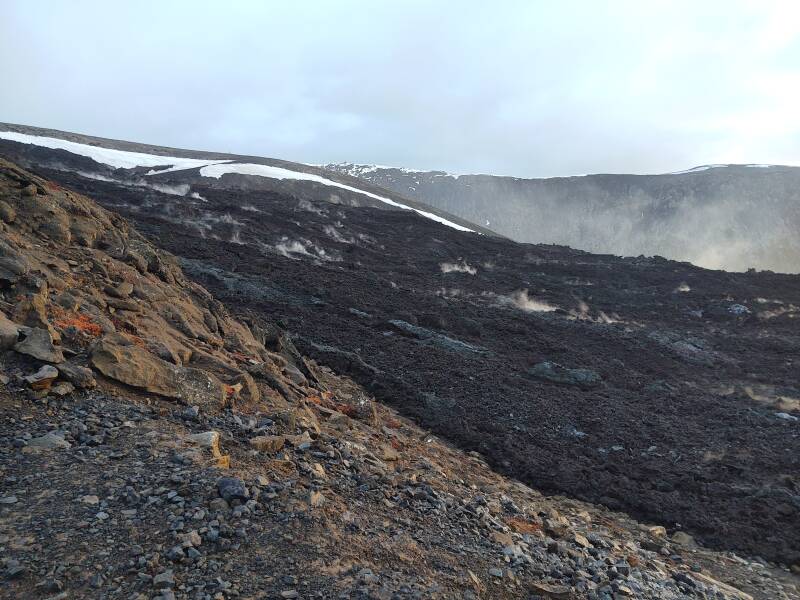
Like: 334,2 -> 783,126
4,142 -> 800,566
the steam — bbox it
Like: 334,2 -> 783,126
147,182 -> 190,196
74,170 -> 193,197
479,289 -> 558,312
76,170 -> 115,182
394,174 -> 800,273
269,237 -> 341,262
507,289 -> 557,312
440,260 -> 477,275
323,224 -> 355,244
296,199 -> 327,216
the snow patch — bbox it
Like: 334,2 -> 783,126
0,131 -> 231,173
670,164 -> 776,175
200,162 -> 473,233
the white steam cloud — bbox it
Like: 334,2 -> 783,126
440,261 -> 477,275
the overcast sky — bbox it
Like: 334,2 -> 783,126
2,1 -> 799,177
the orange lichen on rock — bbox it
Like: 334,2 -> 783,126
506,517 -> 542,534
53,311 -> 102,337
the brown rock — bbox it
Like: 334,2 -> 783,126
105,281 -> 134,298
23,365 -> 59,390
90,338 -> 226,410
0,312 -> 19,350
249,435 -> 286,453
230,371 -> 260,404
381,444 -> 400,461
528,583 -> 573,599
0,199 -> 15,223
106,297 -> 140,312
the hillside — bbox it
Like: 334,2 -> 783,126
0,161 -> 791,600
0,123 -> 493,236
1,128 -> 799,598
324,162 -> 800,273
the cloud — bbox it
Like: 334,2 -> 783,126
1,1 -> 798,177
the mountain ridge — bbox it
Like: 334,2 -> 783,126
324,161 -> 800,273
0,122 -> 493,236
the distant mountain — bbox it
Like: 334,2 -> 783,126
324,162 -> 800,273
0,123 -> 490,236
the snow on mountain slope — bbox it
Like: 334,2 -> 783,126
0,130 -> 231,173
199,163 -> 473,231
0,128 -> 477,233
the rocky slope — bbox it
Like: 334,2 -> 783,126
323,163 -> 800,273
1,163 -> 795,599
1,158 -> 799,599
23,154 -> 800,568
1,123 -> 800,596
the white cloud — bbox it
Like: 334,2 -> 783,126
1,0 -> 798,176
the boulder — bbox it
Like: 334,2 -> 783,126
230,371 -> 261,404
25,432 -> 71,451
105,281 -> 134,298
0,256 -> 28,282
528,361 -> 601,389
0,312 -> 19,350
23,365 -> 59,390
90,338 -> 225,410
13,327 -> 64,363
217,477 -> 249,502
249,435 -> 286,453
56,361 -> 97,389
186,430 -> 229,467
50,381 -> 75,396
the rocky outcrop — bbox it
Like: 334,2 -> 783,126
0,159 -> 307,413
527,361 -> 601,389
90,337 -> 227,409
13,327 -> 63,363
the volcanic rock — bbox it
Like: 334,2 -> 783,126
91,338 -> 226,410
13,326 -> 64,363
56,361 -> 97,389
23,364 -> 59,390
528,361 -> 601,389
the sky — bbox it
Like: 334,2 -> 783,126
1,1 -> 799,177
